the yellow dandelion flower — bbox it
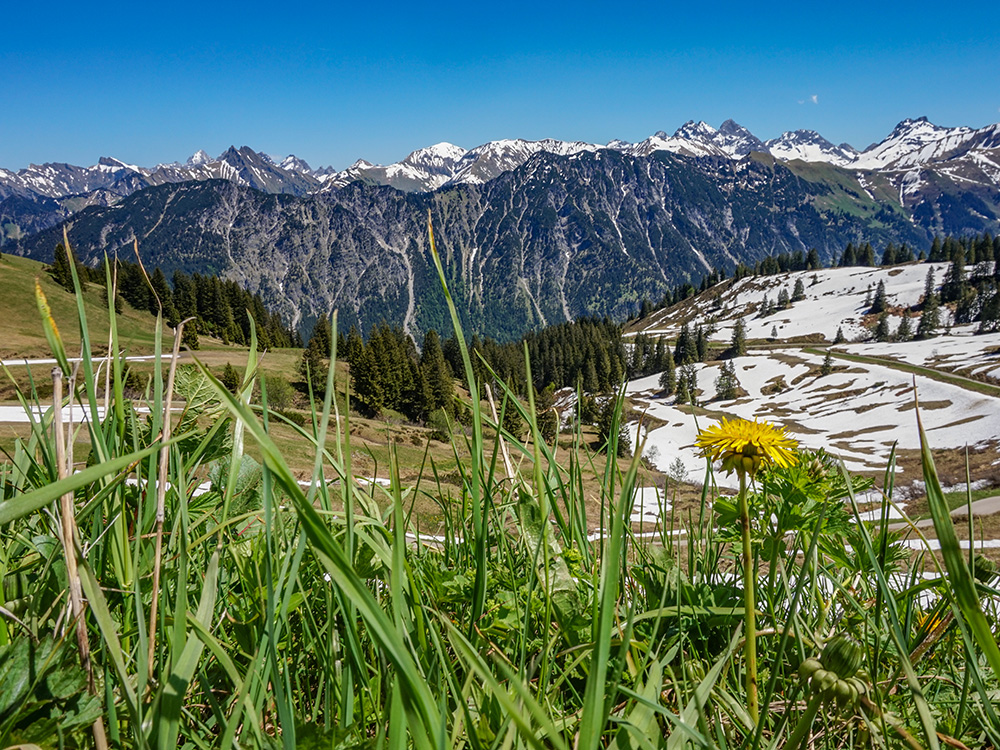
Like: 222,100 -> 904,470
695,417 -> 798,478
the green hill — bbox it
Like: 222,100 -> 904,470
0,252 -> 159,360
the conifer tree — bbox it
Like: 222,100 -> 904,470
714,360 -> 738,400
695,325 -> 708,361
874,312 -> 891,342
221,363 -> 241,394
729,317 -> 747,358
833,326 -> 845,344
869,279 -> 888,314
917,289 -> 941,340
820,350 -> 835,376
421,329 -> 454,415
49,243 -> 76,292
791,278 -> 806,302
941,248 -> 968,304
921,269 -> 937,310
896,314 -> 913,341
977,291 -> 1000,333
535,384 -> 559,443
300,317 -> 332,397
351,343 -> 383,413
658,348 -> 676,394
806,248 -> 821,270
777,287 -> 791,309
674,323 -> 695,365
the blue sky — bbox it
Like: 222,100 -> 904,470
2,0 -> 998,171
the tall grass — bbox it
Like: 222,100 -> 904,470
0,233 -> 998,748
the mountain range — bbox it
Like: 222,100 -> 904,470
3,117 -> 999,341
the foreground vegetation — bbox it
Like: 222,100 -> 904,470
1,238 -> 999,749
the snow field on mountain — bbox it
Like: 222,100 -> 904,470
637,263 -> 954,344
625,347 -> 999,492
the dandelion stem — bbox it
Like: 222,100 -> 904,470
739,470 -> 759,725
785,693 -> 822,750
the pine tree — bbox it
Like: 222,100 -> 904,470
535,384 -> 559,443
833,326 -> 845,344
806,248 -> 821,270
49,243 -> 76,292
791,278 -> 806,302
181,322 -> 200,350
874,312 -> 891,342
421,329 -> 454,415
596,399 -> 631,458
714,361 -> 738,400
921,269 -> 937,310
351,343 -> 384,413
675,364 -> 698,406
729,317 -> 747,358
674,323 -> 695,365
881,243 -> 897,266
658,348 -> 676,394
869,279 -> 888,314
977,291 -> 1000,333
149,268 -> 178,325
917,290 -> 941,340
300,318 -> 332,397
941,248 -> 967,304
896,314 -> 913,341
861,243 -> 877,266
820,350 -> 835,376
695,325 -> 708,361
777,287 -> 791,309
221,363 -> 241,394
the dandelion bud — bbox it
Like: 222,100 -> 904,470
822,635 -> 864,680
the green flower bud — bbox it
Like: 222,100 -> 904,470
822,635 -> 864,679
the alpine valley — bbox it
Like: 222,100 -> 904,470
3,117 -> 1000,340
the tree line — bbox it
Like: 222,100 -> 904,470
48,244 -> 299,350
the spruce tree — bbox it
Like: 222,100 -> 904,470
535,384 -> 558,443
921,269 -> 937,310
977,291 -> 1000,333
833,326 -> 845,344
729,317 -> 747,358
714,361 -> 738,400
777,287 -> 791,309
49,243 -> 76,292
896,314 -> 913,341
300,318 -> 332,397
421,329 -> 454,415
792,278 -> 806,302
658,348 -> 676,394
874,312 -> 891,342
820,350 -> 835,376
221,363 -> 241,394
351,343 -> 384,413
917,290 -> 941,339
869,279 -> 888,314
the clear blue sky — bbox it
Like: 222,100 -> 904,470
3,0 -> 998,171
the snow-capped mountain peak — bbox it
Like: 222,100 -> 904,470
764,130 -> 859,166
279,155 -> 314,174
674,120 -> 718,140
186,150 -> 213,167
853,117 -> 975,170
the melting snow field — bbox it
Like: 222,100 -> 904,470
626,348 -> 1000,491
636,263 -> 956,343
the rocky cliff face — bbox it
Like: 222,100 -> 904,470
14,149 -> 955,341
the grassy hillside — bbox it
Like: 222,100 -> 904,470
0,252 -> 158,359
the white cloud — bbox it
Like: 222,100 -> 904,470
810,94 -> 818,104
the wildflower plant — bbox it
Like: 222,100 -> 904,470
696,417 -> 798,724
